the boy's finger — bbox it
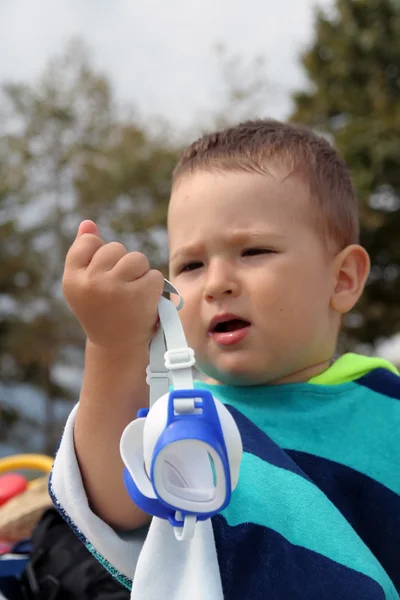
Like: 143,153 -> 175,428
76,220 -> 100,238
65,234 -> 105,270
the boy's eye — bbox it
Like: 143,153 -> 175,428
242,248 -> 273,257
179,261 -> 203,273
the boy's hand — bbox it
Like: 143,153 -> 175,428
62,220 -> 164,351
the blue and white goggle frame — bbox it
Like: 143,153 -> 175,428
120,280 -> 243,541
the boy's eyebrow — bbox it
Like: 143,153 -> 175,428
169,244 -> 203,264
169,231 -> 288,263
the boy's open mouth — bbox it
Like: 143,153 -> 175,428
208,316 -> 251,346
212,319 -> 250,333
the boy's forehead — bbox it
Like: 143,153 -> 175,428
168,168 -> 313,231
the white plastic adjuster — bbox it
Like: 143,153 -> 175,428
164,348 -> 195,371
173,397 -> 196,414
145,365 -> 171,387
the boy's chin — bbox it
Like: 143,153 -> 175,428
196,361 -> 269,387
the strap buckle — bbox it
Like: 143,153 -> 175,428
164,348 -> 195,371
145,365 -> 171,387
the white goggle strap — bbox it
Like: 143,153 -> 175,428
147,279 -> 195,407
147,324 -> 170,408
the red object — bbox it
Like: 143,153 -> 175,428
0,473 -> 28,507
0,540 -> 12,555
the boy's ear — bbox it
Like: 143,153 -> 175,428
330,245 -> 370,314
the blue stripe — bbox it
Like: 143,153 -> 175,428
213,516 -> 386,600
356,369 -> 400,399
227,406 -> 400,590
222,452 -> 398,599
226,405 -> 309,479
287,450 -> 400,591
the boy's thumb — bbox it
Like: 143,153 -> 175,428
76,220 -> 100,238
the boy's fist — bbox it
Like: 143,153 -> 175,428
62,221 -> 164,351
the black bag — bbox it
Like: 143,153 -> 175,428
18,508 -> 130,600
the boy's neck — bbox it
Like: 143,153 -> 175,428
205,358 -> 334,387
271,359 -> 334,385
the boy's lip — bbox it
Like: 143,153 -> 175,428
210,326 -> 251,346
207,313 -> 251,346
208,313 -> 251,346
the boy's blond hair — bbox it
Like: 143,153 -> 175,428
172,119 -> 359,252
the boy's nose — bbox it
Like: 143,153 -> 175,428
204,261 -> 240,301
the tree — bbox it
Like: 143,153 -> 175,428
0,40 -> 178,453
0,202 -> 45,451
208,45 -> 272,130
290,0 -> 400,349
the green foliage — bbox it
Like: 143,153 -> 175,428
0,40 -> 178,452
291,0 -> 400,347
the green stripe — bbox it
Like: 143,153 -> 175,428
223,453 -> 398,599
86,542 -> 132,590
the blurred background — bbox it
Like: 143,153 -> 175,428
0,0 -> 399,456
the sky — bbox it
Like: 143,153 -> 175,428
1,0 -> 399,362
0,0 -> 335,131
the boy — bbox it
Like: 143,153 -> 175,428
50,120 -> 400,599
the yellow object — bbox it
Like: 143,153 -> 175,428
0,454 -> 53,486
0,476 -> 52,541
0,454 -> 53,540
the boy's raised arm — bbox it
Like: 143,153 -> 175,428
62,220 -> 164,531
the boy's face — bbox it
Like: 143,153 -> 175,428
168,169 -> 340,385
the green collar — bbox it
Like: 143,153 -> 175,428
309,352 -> 398,385
195,353 -> 399,394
